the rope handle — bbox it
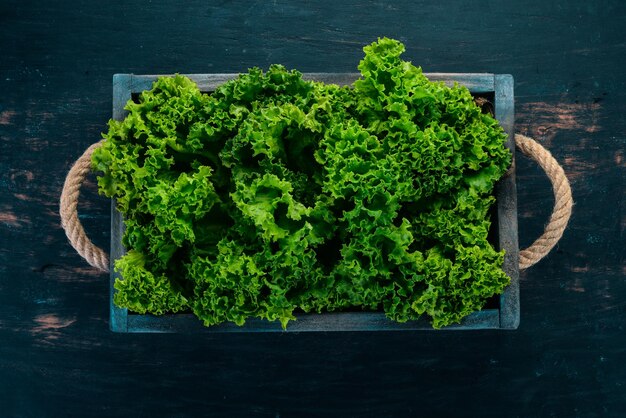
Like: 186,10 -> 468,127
59,139 -> 109,272
515,134 -> 573,269
59,134 -> 572,272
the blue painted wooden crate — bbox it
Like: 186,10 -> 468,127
109,73 -> 519,332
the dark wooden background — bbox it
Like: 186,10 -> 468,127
1,1 -> 624,416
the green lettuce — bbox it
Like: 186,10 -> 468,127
93,37 -> 512,329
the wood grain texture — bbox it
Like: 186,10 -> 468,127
0,0 -> 624,417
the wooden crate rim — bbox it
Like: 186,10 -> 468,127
115,72 -> 507,94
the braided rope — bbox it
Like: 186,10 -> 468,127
59,139 -> 109,272
60,135 -> 572,272
515,134 -> 573,270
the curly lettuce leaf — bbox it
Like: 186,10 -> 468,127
93,38 -> 512,329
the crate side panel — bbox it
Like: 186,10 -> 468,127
127,310 -> 500,333
494,74 -> 520,329
110,74 -> 132,332
126,73 -> 495,93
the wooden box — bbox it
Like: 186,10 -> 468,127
110,73 -> 519,332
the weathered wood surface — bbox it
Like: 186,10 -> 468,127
111,73 -> 518,332
0,0 -> 624,416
